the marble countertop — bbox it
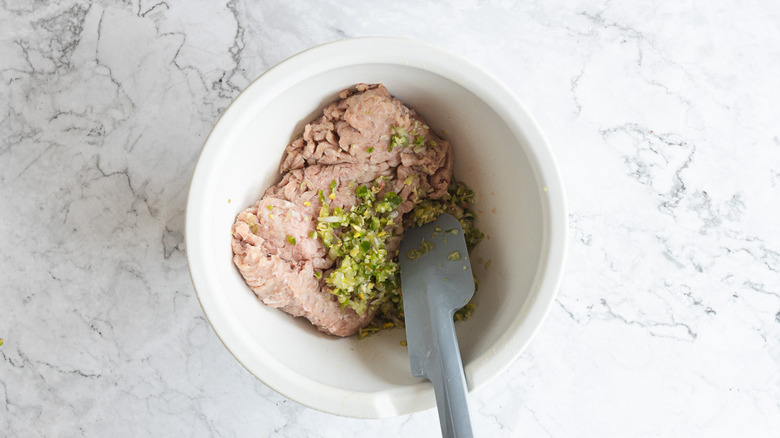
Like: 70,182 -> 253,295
2,0 -> 779,436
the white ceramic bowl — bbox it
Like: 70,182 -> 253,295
186,37 -> 567,418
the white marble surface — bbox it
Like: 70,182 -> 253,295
1,0 -> 779,436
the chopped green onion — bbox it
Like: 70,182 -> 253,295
356,185 -> 370,199
410,180 -> 484,252
409,238 -> 434,259
317,180 -> 404,316
447,251 -> 460,261
389,126 -> 409,151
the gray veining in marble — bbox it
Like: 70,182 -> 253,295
1,0 -> 779,436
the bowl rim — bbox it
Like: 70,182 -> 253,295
186,36 -> 568,418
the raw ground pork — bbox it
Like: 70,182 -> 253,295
231,84 -> 452,336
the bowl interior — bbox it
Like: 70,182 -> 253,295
188,43 -> 559,417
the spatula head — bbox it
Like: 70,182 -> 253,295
399,213 -> 475,377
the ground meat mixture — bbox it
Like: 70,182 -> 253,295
231,84 -> 453,337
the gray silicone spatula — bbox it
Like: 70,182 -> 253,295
400,213 -> 475,438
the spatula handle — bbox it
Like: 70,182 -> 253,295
428,306 -> 473,438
